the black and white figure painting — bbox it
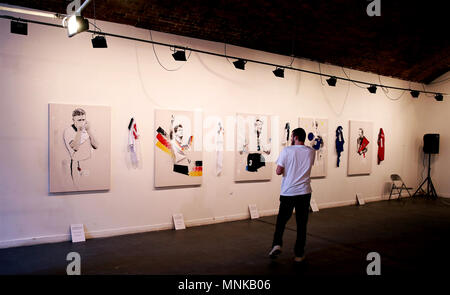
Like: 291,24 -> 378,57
235,113 -> 272,181
154,109 -> 203,187
281,122 -> 291,146
298,118 -> 328,177
49,104 -> 111,193
348,120 -> 373,175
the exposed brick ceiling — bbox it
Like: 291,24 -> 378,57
3,0 -> 449,83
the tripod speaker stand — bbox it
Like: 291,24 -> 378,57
413,134 -> 439,199
413,153 -> 438,198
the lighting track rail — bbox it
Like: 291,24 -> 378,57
0,14 -> 447,97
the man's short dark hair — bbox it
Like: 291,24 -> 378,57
292,128 -> 306,142
72,108 -> 86,117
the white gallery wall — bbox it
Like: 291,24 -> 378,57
0,14 -> 449,248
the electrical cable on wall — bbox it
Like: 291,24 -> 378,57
150,30 -> 191,71
378,75 -> 406,101
318,63 -> 325,86
421,84 -> 438,98
134,44 -> 163,107
224,43 -> 234,66
341,67 -> 367,89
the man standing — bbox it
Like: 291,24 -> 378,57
64,108 -> 98,182
269,128 -> 315,263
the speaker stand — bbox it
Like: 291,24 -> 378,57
413,153 -> 438,199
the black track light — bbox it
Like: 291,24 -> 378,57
435,93 -> 443,101
10,21 -> 28,35
273,67 -> 284,78
367,85 -> 377,94
66,15 -> 89,37
233,59 -> 247,70
172,50 -> 187,61
326,76 -> 337,86
91,35 -> 107,48
410,90 -> 420,98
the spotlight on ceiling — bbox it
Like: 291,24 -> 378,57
10,20 -> 28,35
326,76 -> 337,87
233,59 -> 247,70
367,85 -> 377,94
410,90 -> 420,98
91,35 -> 107,48
273,67 -> 284,78
172,49 -> 187,61
435,93 -> 443,101
66,15 -> 89,38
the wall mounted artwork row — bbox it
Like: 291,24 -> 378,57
49,104 -> 380,192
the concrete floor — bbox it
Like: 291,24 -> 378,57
1,197 -> 450,276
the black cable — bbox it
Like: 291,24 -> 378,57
318,63 -> 325,86
421,84 -> 437,97
149,30 -> 191,71
224,43 -> 234,66
88,21 -> 102,33
341,67 -> 367,89
378,75 -> 405,101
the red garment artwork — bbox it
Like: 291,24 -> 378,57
377,128 -> 385,164
358,137 -> 369,157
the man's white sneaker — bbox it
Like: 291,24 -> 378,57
268,245 -> 282,259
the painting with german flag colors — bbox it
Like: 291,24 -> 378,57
154,109 -> 203,187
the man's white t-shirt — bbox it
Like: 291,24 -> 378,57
277,145 -> 315,196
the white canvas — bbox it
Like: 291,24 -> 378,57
298,117 -> 328,178
235,113 -> 272,181
49,104 -> 111,193
348,120 -> 373,175
154,109 -> 203,187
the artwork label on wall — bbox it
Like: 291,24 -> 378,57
154,109 -> 203,187
235,113 -> 272,181
348,120 -> 373,175
298,118 -> 328,178
49,103 -> 111,193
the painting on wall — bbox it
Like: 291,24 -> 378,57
336,125 -> 345,167
154,109 -> 203,187
298,117 -> 328,177
235,113 -> 272,181
281,122 -> 291,146
49,103 -> 111,193
348,120 -> 373,175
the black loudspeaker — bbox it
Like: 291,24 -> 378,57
423,134 -> 439,154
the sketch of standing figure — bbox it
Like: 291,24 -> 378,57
336,126 -> 345,167
63,108 -> 98,182
254,119 -> 271,155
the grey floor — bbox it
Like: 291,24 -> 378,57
1,197 -> 450,276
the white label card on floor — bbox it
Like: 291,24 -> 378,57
357,193 -> 366,205
70,224 -> 86,243
173,213 -> 186,230
310,199 -> 319,212
248,204 -> 260,219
